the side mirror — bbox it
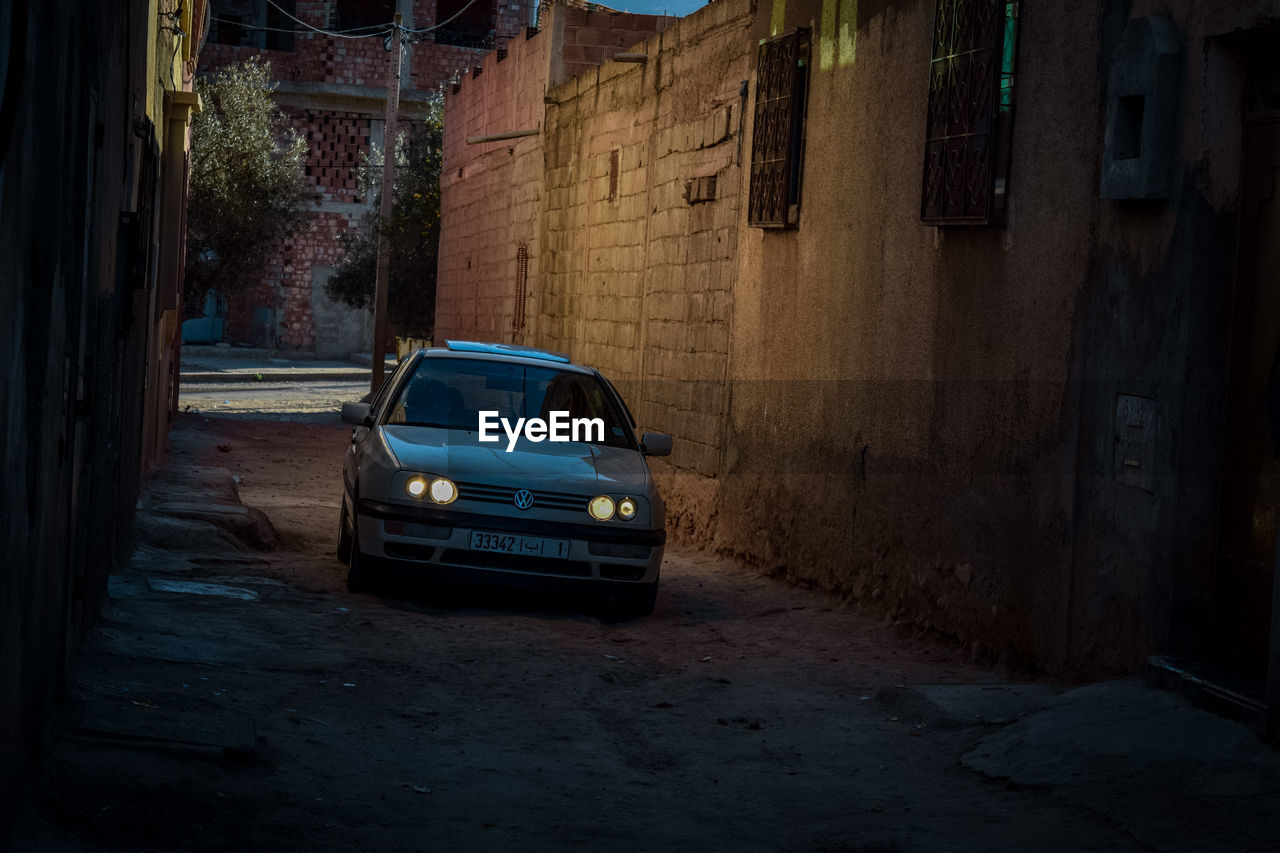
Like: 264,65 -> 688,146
341,401 -> 373,427
640,432 -> 672,457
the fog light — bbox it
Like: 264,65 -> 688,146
617,497 -> 637,520
405,476 -> 428,498
429,477 -> 457,505
588,495 -> 615,521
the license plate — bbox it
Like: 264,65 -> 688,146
469,531 -> 570,560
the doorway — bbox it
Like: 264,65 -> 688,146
1215,64 -> 1280,678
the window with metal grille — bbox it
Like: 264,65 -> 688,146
920,0 -> 1019,225
512,244 -> 528,333
749,28 -> 811,229
434,0 -> 497,48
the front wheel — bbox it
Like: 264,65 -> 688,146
346,515 -> 372,593
337,501 -> 353,564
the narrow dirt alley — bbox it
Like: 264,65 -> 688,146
19,412 -> 1279,852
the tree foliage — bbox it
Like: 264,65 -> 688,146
325,99 -> 443,339
185,57 -> 311,302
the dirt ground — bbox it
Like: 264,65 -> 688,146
15,413 -> 1279,851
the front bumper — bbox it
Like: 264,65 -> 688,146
354,499 -> 664,587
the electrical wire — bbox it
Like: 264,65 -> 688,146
158,1 -> 185,92
211,15 -> 393,38
166,30 -> 183,90
400,0 -> 487,34
210,0 -> 495,47
264,0 -> 395,38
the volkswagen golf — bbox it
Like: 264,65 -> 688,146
337,341 -> 672,618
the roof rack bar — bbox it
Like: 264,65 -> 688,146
443,340 -> 571,363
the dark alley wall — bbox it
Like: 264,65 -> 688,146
0,0 -> 201,828
1061,1 -> 1272,669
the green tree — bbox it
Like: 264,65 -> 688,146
185,57 -> 311,303
325,99 -> 443,339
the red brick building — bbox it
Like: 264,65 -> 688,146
196,0 -> 534,355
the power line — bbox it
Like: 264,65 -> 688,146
264,0 -> 394,38
212,0 -> 496,47
210,15 -> 392,38
400,0 -> 487,34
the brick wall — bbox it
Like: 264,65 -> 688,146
546,3 -> 746,480
302,110 -> 372,202
558,8 -> 674,82
436,22 -> 550,344
221,102 -> 372,349
202,1 -> 496,87
225,208 -> 362,349
196,0 -> 517,353
435,2 -> 681,353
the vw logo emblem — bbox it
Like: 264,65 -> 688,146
513,489 -> 534,510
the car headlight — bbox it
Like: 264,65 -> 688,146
588,495 -> 615,521
404,474 -> 457,504
405,475 -> 428,499
617,497 -> 637,520
428,477 -> 457,505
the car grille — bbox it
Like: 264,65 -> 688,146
455,480 -> 589,512
439,549 -> 592,578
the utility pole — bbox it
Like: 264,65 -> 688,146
371,12 -> 403,393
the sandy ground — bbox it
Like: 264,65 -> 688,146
15,411 -> 1280,851
178,381 -> 370,421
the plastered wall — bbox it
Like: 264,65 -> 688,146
438,0 -> 1280,673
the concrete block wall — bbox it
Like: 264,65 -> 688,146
313,264 -> 375,357
437,23 -> 550,343
537,0 -> 752,480
437,2 -> 734,479
436,4 -> 678,352
437,0 -> 721,379
558,8 -> 675,83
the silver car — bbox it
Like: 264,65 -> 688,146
338,341 -> 672,618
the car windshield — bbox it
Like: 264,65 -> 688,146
384,357 -> 635,450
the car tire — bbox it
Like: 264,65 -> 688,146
346,515 -> 372,593
601,579 -> 658,621
337,502 -> 353,564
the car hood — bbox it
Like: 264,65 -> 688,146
381,426 -> 650,492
